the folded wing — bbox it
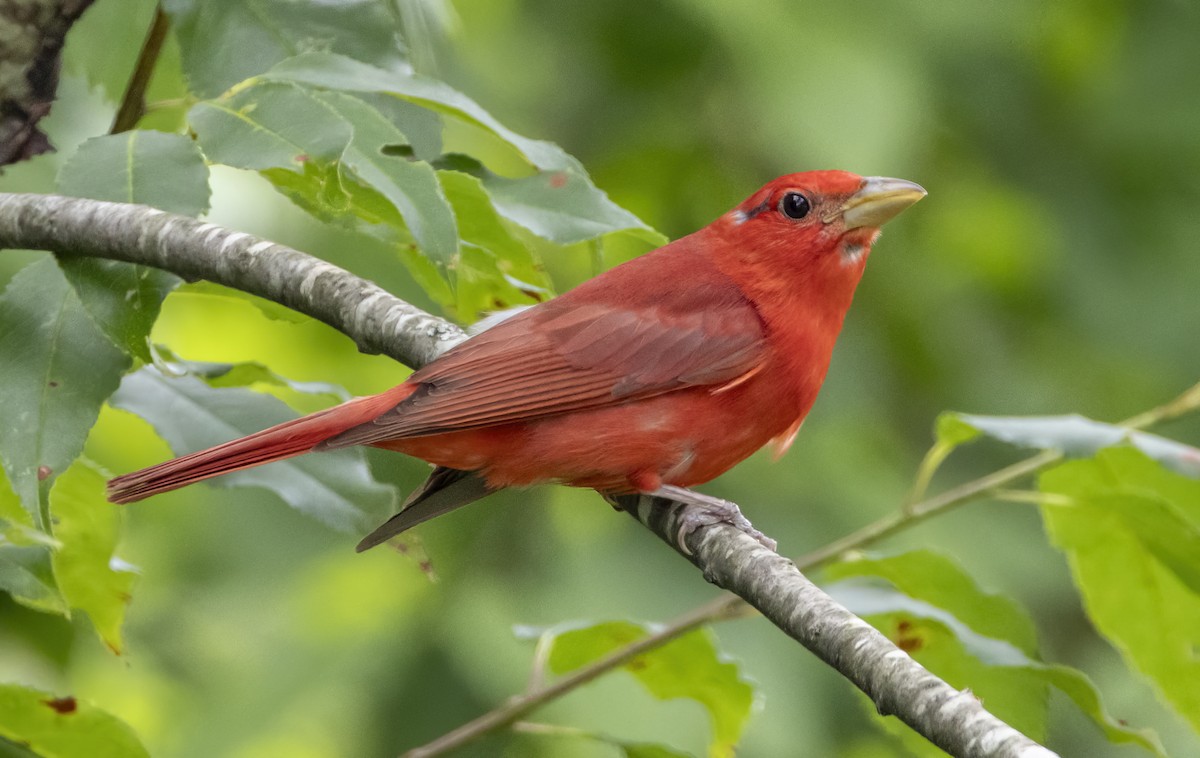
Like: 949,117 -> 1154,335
322,297 -> 767,448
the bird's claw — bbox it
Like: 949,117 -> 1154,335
651,485 -> 778,554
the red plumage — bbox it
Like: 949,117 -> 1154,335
107,170 -> 925,549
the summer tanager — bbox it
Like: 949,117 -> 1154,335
108,171 -> 925,550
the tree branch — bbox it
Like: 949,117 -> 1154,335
0,192 -> 466,366
0,192 -> 1055,757
110,6 -> 170,134
621,489 -> 1057,758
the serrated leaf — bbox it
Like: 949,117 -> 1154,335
954,413 -> 1200,478
0,469 -> 53,551
1080,492 -> 1200,596
57,131 -> 210,361
58,131 -> 211,217
545,621 -> 753,758
0,259 -> 131,527
483,169 -> 652,245
191,82 -> 457,263
148,348 -> 350,414
312,90 -> 457,262
163,0 -> 409,99
834,582 -> 1163,755
155,353 -> 350,401
0,684 -> 148,758
109,367 -> 396,533
438,169 -> 552,321
0,545 -> 66,616
262,54 -> 654,246
1042,447 -> 1200,732
0,468 -> 33,536
824,550 -> 1038,655
360,93 -> 443,162
49,458 -> 137,654
828,581 -> 1032,667
263,52 -> 581,173
190,81 -> 352,170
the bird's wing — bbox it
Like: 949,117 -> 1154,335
355,467 -> 491,552
323,298 -> 766,447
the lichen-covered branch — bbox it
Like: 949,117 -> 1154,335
0,191 -> 1054,757
0,0 -> 95,165
0,193 -> 466,366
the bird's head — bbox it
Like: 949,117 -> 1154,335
711,170 -> 926,310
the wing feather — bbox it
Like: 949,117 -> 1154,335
324,246 -> 768,449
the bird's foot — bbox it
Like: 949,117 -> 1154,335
649,485 -> 778,554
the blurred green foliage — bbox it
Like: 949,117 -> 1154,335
2,0 -> 1200,756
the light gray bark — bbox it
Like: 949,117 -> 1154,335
619,488 -> 1057,758
0,193 -> 467,365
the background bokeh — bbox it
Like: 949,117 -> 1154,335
2,0 -> 1199,755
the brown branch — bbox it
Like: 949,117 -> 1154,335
110,6 -> 170,134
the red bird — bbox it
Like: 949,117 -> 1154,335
108,171 -> 925,550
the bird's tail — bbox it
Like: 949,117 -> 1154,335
107,384 -> 416,504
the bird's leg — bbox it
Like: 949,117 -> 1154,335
607,486 -> 778,554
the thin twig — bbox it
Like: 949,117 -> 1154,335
110,6 -> 170,134
400,601 -> 729,758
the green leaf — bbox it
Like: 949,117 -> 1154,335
0,545 -> 66,616
0,259 -> 131,528
263,52 -> 581,173
57,132 -> 211,217
155,353 -> 349,400
824,550 -> 1038,655
438,170 -> 552,321
396,244 -> 455,311
826,552 -> 1163,755
544,621 -> 753,758
0,468 -> 38,543
149,347 -> 350,413
189,81 -> 352,171
482,169 -> 652,245
360,93 -> 443,162
57,131 -> 210,361
63,0 -> 159,103
109,367 -> 396,534
192,82 -> 457,262
0,683 -> 148,758
49,458 -> 137,654
952,413 -> 1200,479
175,281 -> 314,325
163,0 -> 409,99
312,90 -> 458,262
933,412 -> 982,448
1042,447 -> 1200,732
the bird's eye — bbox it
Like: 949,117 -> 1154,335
779,192 -> 811,220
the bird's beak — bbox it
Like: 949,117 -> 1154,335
840,176 -> 927,229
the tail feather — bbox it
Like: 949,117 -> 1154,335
356,467 -> 492,552
107,385 -> 416,504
